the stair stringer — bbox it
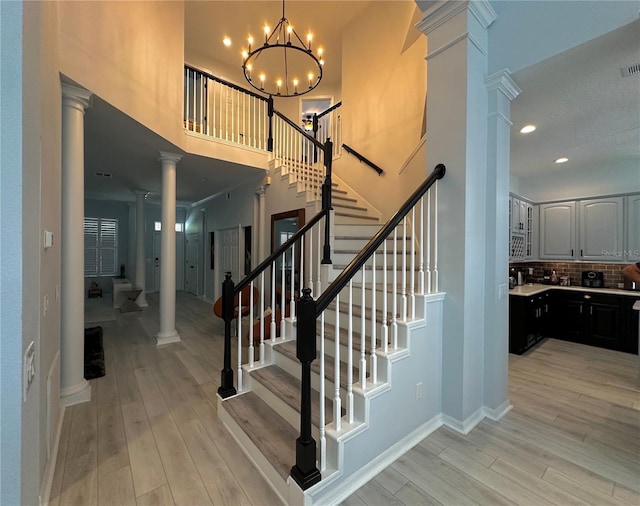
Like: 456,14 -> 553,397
300,292 -> 445,506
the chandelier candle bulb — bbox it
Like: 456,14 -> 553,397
307,33 -> 312,51
264,25 -> 270,43
293,78 -> 299,94
248,36 -> 253,52
276,79 -> 282,95
287,25 -> 292,44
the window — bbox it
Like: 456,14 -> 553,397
84,217 -> 118,277
154,221 -> 184,232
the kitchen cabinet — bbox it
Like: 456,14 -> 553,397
578,197 -> 624,261
549,291 -> 628,352
627,195 -> 640,262
539,202 -> 576,260
622,295 -> 640,354
509,195 -> 534,261
509,292 -> 551,354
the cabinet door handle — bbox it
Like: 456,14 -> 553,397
584,295 -> 591,300
579,306 -> 582,314
571,249 -> 574,256
581,249 -> 583,257
545,304 -> 548,313
590,306 -> 593,315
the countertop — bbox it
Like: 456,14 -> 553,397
509,283 -> 640,298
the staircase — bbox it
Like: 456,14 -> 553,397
217,166 -> 446,505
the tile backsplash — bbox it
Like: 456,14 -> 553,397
509,262 -> 629,288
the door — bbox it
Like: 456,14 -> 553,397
186,234 -> 199,295
214,227 -> 242,301
152,232 -> 186,292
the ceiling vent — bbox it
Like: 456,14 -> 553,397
621,63 -> 640,77
94,172 -> 112,178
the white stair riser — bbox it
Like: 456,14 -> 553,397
333,249 -> 418,267
333,236 -> 412,251
334,224 -> 382,236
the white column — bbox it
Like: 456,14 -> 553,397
134,190 -> 148,307
60,83 -> 92,406
484,71 -> 520,416
256,185 -> 266,261
418,0 -> 500,427
156,152 -> 182,345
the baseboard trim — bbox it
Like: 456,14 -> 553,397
442,399 -> 512,435
308,414 -> 443,506
39,405 -> 66,506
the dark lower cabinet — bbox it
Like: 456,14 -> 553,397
510,290 -> 639,355
550,291 -> 632,353
509,293 -> 550,354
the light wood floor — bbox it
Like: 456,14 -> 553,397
50,292 -> 640,506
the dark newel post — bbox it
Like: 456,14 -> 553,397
321,139 -> 333,264
290,288 -> 321,489
267,96 -> 274,152
312,113 -> 319,163
218,273 -> 237,398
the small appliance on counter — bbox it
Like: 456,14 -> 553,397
623,277 -> 639,291
582,270 -> 604,288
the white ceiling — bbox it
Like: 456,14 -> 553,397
510,19 -> 640,179
83,3 -> 640,206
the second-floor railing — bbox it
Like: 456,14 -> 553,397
184,64 -> 270,150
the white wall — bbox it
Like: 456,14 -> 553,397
517,164 -> 640,203
58,1 -> 185,148
340,1 -> 427,220
1,3 -> 26,504
489,0 -> 640,74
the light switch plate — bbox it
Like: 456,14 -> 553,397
44,230 -> 54,249
498,283 -> 508,299
24,341 -> 35,401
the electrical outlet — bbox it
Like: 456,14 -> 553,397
416,382 -> 423,399
55,285 -> 60,302
23,341 -> 35,401
498,283 -> 507,299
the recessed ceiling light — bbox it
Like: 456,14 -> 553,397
520,125 -> 536,134
554,157 -> 568,164
200,177 -> 208,182
223,37 -> 231,47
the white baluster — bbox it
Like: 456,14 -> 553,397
411,207 -> 416,320
392,227 -> 398,349
199,74 -> 204,131
308,229 -> 314,297
371,253 -> 377,385
248,288 -> 254,367
316,222 -> 322,295
319,311 -> 326,471
333,294 -> 341,431
434,183 -> 439,292
237,289 -> 243,391
300,236 -> 305,301
402,217 -> 407,322
225,88 -> 229,141
382,237 -> 389,354
347,280 -> 354,424
360,265 -> 367,388
271,263 -> 277,340
281,252 -> 286,339
427,191 -> 432,294
419,197 -> 424,295
191,69 -> 196,131
290,243 -> 296,321
260,272 -> 265,363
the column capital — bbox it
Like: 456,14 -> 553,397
485,69 -> 521,101
417,0 -> 496,36
255,185 -> 266,197
61,83 -> 92,112
158,151 -> 182,164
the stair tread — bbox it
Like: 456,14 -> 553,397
251,365 -> 339,426
222,391 -> 296,481
333,203 -> 368,212
335,212 -> 379,221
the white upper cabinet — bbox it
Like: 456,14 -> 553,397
539,202 -> 576,259
578,197 -> 624,261
627,195 -> 640,262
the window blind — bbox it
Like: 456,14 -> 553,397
84,217 -> 118,277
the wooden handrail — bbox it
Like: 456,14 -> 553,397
185,63 -> 268,101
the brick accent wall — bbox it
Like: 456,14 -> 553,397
509,262 -> 629,289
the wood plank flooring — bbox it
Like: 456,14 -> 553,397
51,292 -> 639,505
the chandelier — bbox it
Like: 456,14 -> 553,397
241,0 -> 324,97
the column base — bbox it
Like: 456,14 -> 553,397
155,330 -> 181,346
60,379 -> 92,407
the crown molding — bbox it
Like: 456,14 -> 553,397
417,0 -> 496,36
485,69 -> 521,101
